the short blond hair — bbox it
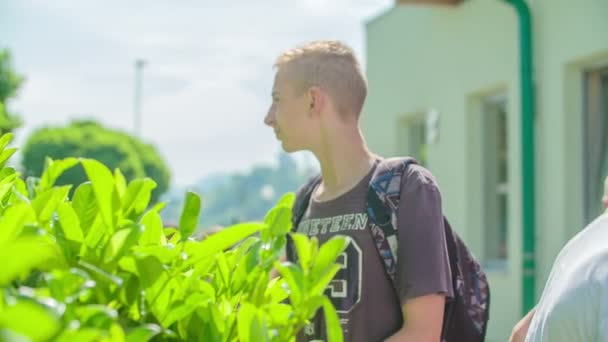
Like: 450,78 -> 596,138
274,40 -> 367,118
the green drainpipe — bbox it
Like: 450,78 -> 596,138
501,0 -> 536,316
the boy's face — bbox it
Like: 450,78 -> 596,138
264,69 -> 315,152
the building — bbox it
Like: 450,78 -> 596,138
362,0 -> 608,339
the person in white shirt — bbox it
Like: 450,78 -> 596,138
509,176 -> 608,342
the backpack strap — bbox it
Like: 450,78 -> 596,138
366,158 -> 455,341
367,158 -> 491,342
287,174 -> 322,261
291,174 -> 322,229
366,157 -> 418,281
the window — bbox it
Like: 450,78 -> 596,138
398,115 -> 427,166
481,94 -> 509,266
583,66 -> 608,223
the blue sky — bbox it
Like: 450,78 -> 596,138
0,0 -> 392,186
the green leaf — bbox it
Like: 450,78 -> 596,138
53,221 -> 74,259
32,186 -> 71,225
47,268 -> 95,303
55,328 -> 106,342
72,182 -> 98,234
0,297 -> 62,341
0,165 -> 16,179
0,172 -> 17,202
309,264 -> 341,296
0,132 -> 14,151
215,252 -> 231,288
274,262 -> 304,305
0,236 -> 64,285
207,305 -> 227,336
276,192 -> 296,208
25,177 -> 39,199
161,292 -> 210,327
0,329 -> 29,342
265,303 -> 292,326
81,159 -> 117,230
150,201 -> 167,214
126,324 -> 162,342
122,178 -> 157,219
291,233 -> 312,272
135,256 -> 171,310
109,324 -> 126,342
311,235 -> 350,276
39,157 -> 79,191
251,271 -> 270,306
187,222 -> 266,266
179,191 -> 201,241
139,210 -> 163,246
10,178 -> 29,205
232,236 -> 261,262
132,245 -> 178,264
185,258 -> 215,291
0,202 -> 36,244
265,278 -> 289,303
0,147 -> 17,168
237,302 -> 267,342
103,224 -> 144,263
77,260 -> 123,286
230,239 -> 261,292
323,296 -> 343,342
114,168 -> 127,198
118,256 -> 138,275
266,206 -> 292,236
74,304 -> 117,329
57,202 -> 84,242
83,214 -> 105,249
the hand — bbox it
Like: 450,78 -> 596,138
509,308 -> 536,342
384,328 -> 407,342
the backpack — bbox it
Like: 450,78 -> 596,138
287,157 -> 490,342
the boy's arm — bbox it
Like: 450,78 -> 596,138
509,307 -> 536,342
390,165 -> 453,341
385,294 -> 446,342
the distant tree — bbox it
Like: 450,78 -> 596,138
21,120 -> 171,203
127,135 -> 171,203
0,49 -> 25,134
0,49 -> 24,103
166,152 -> 309,229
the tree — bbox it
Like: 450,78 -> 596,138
0,49 -> 25,134
163,152 -> 309,230
127,136 -> 171,204
21,120 -> 171,203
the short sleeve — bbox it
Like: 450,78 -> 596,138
395,165 -> 454,303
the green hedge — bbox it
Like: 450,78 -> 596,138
0,133 -> 345,342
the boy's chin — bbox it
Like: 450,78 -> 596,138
280,142 -> 304,153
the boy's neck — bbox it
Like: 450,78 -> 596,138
312,128 -> 377,202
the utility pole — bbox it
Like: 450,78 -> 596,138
133,59 -> 146,137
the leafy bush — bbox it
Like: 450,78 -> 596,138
0,133 -> 346,341
21,120 -> 171,204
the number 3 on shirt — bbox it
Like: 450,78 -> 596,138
325,239 -> 362,313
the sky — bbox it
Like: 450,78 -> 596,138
0,0 -> 393,186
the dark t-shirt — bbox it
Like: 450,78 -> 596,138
294,160 -> 453,342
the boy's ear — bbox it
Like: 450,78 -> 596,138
308,86 -> 324,115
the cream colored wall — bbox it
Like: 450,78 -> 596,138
362,0 -> 608,340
